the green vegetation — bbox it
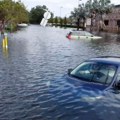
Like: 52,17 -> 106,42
70,3 -> 87,30
70,0 -> 113,31
0,1 -> 53,30
0,0 -> 114,31
48,12 -> 54,25
46,0 -> 113,30
0,0 -> 29,31
29,5 -> 49,24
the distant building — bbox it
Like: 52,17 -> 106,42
87,5 -> 120,32
103,5 -> 120,32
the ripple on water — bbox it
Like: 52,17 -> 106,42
1,26 -> 120,120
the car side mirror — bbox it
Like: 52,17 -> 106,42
68,69 -> 73,75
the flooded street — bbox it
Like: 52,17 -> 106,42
0,25 -> 120,120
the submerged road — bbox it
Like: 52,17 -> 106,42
0,25 -> 120,120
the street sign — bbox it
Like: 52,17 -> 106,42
40,18 -> 48,27
40,11 -> 51,27
44,11 -> 51,19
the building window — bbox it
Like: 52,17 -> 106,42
117,20 -> 120,27
104,20 -> 109,26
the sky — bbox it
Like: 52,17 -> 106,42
19,0 -> 119,17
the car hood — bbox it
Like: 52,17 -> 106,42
49,75 -> 106,103
47,75 -> 120,119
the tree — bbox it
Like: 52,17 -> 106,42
85,0 -> 113,31
60,18 -> 63,26
48,12 -> 54,25
14,1 -> 29,23
29,5 -> 48,24
0,0 -> 29,31
63,17 -> 67,26
70,3 -> 87,30
70,0 -> 113,31
54,17 -> 58,26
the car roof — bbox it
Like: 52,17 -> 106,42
87,56 -> 120,66
69,30 -> 93,35
70,30 -> 87,33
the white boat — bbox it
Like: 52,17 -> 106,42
66,30 -> 102,40
17,23 -> 28,27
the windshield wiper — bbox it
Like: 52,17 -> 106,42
70,74 -> 81,79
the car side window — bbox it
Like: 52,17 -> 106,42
70,62 -> 117,85
92,64 -> 108,83
92,64 -> 116,84
107,66 -> 116,84
71,62 -> 94,81
85,32 -> 92,36
80,31 -> 85,36
72,32 -> 78,36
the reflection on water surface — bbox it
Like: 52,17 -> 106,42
0,25 -> 120,120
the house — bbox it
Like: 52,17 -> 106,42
103,5 -> 120,32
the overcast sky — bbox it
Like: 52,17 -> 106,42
19,0 -> 119,17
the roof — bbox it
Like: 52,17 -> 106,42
88,56 -> 120,65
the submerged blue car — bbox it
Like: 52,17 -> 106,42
49,56 -> 120,120
68,56 -> 119,89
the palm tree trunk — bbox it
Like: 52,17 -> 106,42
99,13 -> 103,31
77,18 -> 80,30
90,18 -> 93,31
83,18 -> 86,31
90,12 -> 95,32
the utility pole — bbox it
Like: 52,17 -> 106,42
77,0 -> 82,30
78,0 -> 82,7
60,7 -> 63,18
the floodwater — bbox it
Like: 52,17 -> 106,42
0,25 -> 120,120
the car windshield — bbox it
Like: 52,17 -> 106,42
71,31 -> 85,36
70,62 -> 117,85
71,31 -> 93,36
84,32 -> 93,36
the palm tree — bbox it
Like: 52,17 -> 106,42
0,0 -> 29,31
96,0 -> 113,31
71,3 -> 87,30
85,0 -> 113,31
70,0 -> 113,31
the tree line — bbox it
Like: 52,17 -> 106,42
0,0 -> 114,31
47,0 -> 114,31
70,0 -> 113,31
39,0 -> 114,31
0,1 -> 52,30
0,0 -> 29,30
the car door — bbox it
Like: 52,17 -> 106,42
95,66 -> 120,120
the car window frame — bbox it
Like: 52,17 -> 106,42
70,61 -> 118,85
